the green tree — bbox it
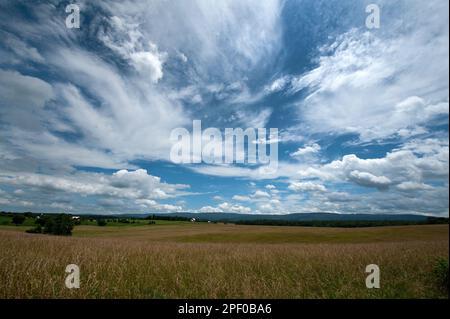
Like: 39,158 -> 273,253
12,214 -> 26,226
97,219 -> 107,226
28,214 -> 74,236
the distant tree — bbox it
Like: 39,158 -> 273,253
28,214 -> 74,236
12,214 -> 26,226
50,214 -> 73,235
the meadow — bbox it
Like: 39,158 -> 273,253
0,222 -> 448,299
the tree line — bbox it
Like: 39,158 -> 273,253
234,217 -> 449,228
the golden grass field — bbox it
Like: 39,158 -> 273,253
0,223 -> 448,299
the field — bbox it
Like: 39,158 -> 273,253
0,222 -> 448,299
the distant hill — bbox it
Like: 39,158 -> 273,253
2,211 -> 438,224
149,212 -> 431,222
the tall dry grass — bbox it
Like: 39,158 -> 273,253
0,225 -> 448,299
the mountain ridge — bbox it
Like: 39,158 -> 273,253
145,212 -> 433,222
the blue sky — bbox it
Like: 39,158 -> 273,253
0,0 -> 448,216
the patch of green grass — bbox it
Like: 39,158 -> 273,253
0,216 -> 36,227
0,216 -> 10,225
433,257 -> 449,294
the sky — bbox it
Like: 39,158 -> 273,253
0,0 -> 448,216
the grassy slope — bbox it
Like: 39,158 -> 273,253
0,223 -> 448,298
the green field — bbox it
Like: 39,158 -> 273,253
0,222 -> 448,299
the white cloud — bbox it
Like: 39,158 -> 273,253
0,169 -> 190,213
218,202 -> 251,214
290,143 -> 321,157
0,70 -> 53,110
99,16 -> 167,83
396,182 -> 433,192
265,75 -> 291,93
4,129 -> 129,169
1,42 -> 189,170
288,181 -> 326,193
0,0 -> 284,176
190,138 -> 449,206
282,2 -> 449,141
189,164 -> 284,180
0,198 -> 11,205
0,0 -> 447,217
111,169 -> 175,199
232,195 -> 251,202
136,199 -> 182,212
177,52 -> 188,63
251,190 -> 271,198
50,49 -> 189,162
348,170 -> 391,190
130,51 -> 166,83
258,203 -> 276,213
269,199 -> 281,205
236,108 -> 272,129
99,0 -> 282,85
50,202 -> 74,211
298,138 -> 449,190
199,206 -> 222,213
168,86 -> 203,104
2,32 -> 45,63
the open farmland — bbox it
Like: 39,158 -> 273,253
0,223 -> 448,299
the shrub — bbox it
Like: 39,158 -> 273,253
97,219 -> 107,226
26,225 -> 42,234
12,214 -> 26,225
433,258 -> 449,293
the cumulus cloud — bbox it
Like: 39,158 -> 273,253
251,190 -> 271,198
199,202 -> 251,214
218,202 -> 251,214
348,170 -> 391,190
288,181 -> 327,193
135,199 -> 182,212
199,206 -> 223,213
0,169 -> 189,213
232,195 -> 251,202
295,139 -> 448,188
